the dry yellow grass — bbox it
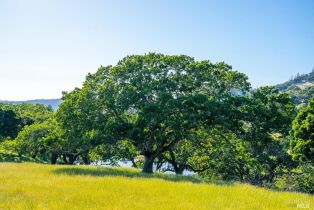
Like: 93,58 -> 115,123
0,163 -> 313,210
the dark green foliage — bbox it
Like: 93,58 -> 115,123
0,109 -> 21,140
12,103 -> 54,125
285,86 -> 314,105
89,140 -> 139,167
240,86 -> 297,185
274,164 -> 314,194
0,103 -> 56,162
0,103 -> 53,128
56,86 -> 107,164
15,117 -> 63,161
291,96 -> 314,163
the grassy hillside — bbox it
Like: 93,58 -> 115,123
0,163 -> 312,210
277,70 -> 314,105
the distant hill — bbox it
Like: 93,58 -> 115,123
276,69 -> 314,105
0,99 -> 62,110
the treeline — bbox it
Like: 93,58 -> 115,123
0,99 -> 62,111
0,103 -> 54,161
0,53 -> 313,194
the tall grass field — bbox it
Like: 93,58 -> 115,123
0,163 -> 313,210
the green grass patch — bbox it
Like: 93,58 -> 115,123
0,163 -> 313,210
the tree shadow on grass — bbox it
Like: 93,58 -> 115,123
53,166 -> 234,185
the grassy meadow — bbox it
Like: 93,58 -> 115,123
0,163 -> 313,210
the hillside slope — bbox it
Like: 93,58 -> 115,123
0,163 -> 312,210
277,70 -> 314,105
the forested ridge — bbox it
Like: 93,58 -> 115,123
1,53 -> 313,194
277,69 -> 314,105
277,69 -> 314,91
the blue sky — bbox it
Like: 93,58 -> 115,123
0,0 -> 313,100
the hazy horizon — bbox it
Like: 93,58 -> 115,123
1,0 -> 313,100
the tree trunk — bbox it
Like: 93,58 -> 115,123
40,149 -> 47,161
82,151 -> 90,165
18,153 -> 22,162
67,154 -> 76,164
176,171 -> 183,175
131,157 -> 137,168
51,153 -> 58,164
168,150 -> 184,175
142,155 -> 155,173
63,155 -> 68,164
31,150 -> 37,159
175,166 -> 184,175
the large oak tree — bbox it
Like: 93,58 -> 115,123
58,53 -> 250,172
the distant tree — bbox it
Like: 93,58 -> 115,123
0,103 -> 53,134
0,108 -> 21,140
242,86 -> 296,184
12,103 -> 53,126
15,117 -> 63,162
291,96 -> 314,163
56,86 -> 107,164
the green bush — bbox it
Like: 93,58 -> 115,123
275,164 -> 314,194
